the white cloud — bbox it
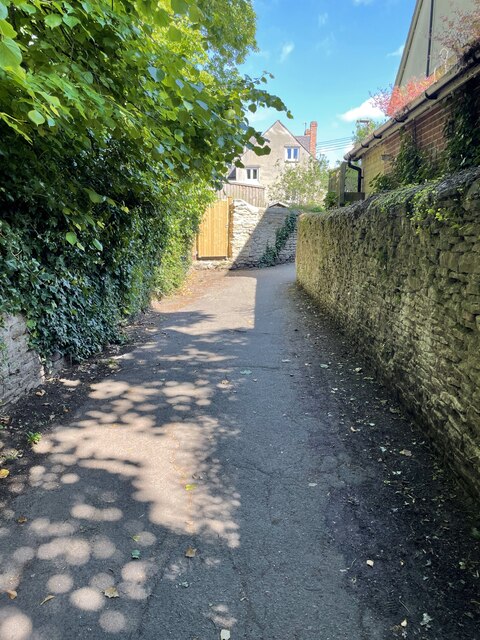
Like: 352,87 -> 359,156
318,12 -> 328,26
280,42 -> 294,62
387,43 -> 405,57
339,98 -> 384,122
315,33 -> 335,57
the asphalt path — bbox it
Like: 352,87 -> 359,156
0,264 -> 478,640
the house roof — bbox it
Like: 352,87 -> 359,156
395,0 -> 424,86
237,120 -> 316,160
295,135 -> 311,152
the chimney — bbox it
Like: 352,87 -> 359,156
309,121 -> 317,158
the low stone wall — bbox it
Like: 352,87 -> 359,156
297,170 -> 480,496
230,200 -> 297,268
0,315 -> 64,407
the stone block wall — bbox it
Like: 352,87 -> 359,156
0,315 -> 45,407
297,170 -> 480,496
230,200 -> 297,268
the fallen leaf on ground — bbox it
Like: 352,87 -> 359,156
131,535 -> 140,542
366,560 -> 374,567
5,590 -> 17,600
399,449 -> 412,457
220,631 -> 231,640
420,613 -> 433,627
354,367 -> 362,373
185,546 -> 197,558
400,619 -> 408,627
0,469 -> 10,479
320,364 -> 329,369
240,370 -> 252,375
40,595 -> 55,605
185,483 -> 197,491
131,550 -> 141,560
35,390 -> 46,397
308,483 -> 317,487
104,587 -> 119,598
17,516 -> 27,524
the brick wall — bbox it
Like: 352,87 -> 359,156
296,169 -> 480,496
362,74 -> 480,194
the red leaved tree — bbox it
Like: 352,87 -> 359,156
371,76 -> 437,118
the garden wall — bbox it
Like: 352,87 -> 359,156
0,315 -> 63,407
297,170 -> 480,496
230,200 -> 297,268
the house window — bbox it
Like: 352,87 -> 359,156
285,146 -> 300,161
246,167 -> 259,181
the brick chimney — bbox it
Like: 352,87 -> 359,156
308,121 -> 317,157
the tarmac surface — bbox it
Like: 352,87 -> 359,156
0,264 -> 478,640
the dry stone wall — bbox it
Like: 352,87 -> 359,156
297,170 -> 480,496
0,315 -> 44,406
230,200 -> 297,268
0,315 -> 64,407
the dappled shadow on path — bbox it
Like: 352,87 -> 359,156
0,301 -> 255,639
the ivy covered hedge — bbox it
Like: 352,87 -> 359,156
0,0 -> 288,362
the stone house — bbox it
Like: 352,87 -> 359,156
227,120 -> 318,204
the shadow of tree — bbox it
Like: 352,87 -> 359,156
0,306 -> 253,639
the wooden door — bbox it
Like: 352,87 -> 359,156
196,198 -> 231,259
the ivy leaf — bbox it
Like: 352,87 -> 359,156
45,14 -> 63,28
0,37 -> 22,68
27,110 -> 46,125
65,231 -> 78,245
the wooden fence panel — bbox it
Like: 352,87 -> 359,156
197,198 -> 231,259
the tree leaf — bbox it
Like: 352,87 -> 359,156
63,15 -> 80,28
28,110 -> 45,125
0,469 -> 9,479
40,594 -> 55,605
185,546 -> 197,558
86,188 -> 104,203
45,14 -> 63,28
0,37 -> 22,68
65,231 -> 77,245
92,238 -> 103,251
104,586 -> 119,598
5,590 -> 17,600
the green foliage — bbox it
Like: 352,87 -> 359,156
260,213 -> 297,267
444,85 -> 480,172
270,157 -> 329,207
0,0 -> 288,362
353,119 -> 379,144
324,191 -> 338,209
371,131 -> 442,193
26,431 -> 42,446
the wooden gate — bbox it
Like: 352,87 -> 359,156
196,198 -> 232,259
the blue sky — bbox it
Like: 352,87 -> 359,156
242,0 -> 417,165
